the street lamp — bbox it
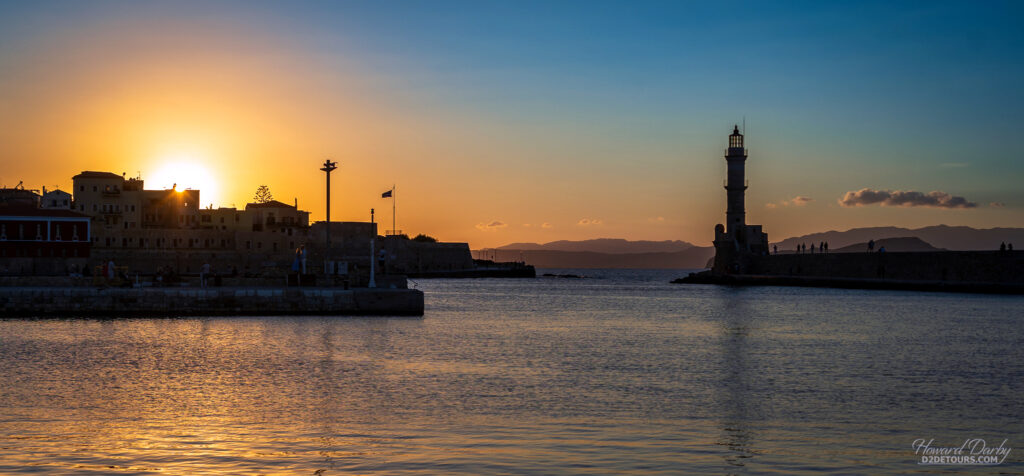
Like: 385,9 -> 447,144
320,159 -> 338,273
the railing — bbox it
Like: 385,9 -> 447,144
724,148 -> 748,157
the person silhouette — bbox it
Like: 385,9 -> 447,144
1001,242 -> 1007,252
868,239 -> 875,252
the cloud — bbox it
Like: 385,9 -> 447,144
939,162 -> 969,168
766,196 -> 812,209
789,196 -> 813,206
541,222 -> 553,229
990,202 -> 1006,208
648,216 -> 666,223
838,188 -> 977,209
475,220 -> 508,231
577,218 -> 603,226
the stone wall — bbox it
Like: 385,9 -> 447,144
381,239 -> 475,274
0,287 -> 424,316
747,250 -> 1024,283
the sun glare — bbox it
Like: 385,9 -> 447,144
148,159 -> 220,208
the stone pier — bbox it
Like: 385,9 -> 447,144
0,286 -> 424,317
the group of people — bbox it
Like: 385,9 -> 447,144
1000,242 -> 1015,252
793,242 -> 829,254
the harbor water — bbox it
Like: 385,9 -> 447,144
1,269 -> 1022,474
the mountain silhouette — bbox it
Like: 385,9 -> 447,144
496,238 -> 694,254
774,225 -> 1024,251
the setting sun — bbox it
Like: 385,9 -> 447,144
147,159 -> 219,208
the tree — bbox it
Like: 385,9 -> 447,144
412,234 -> 437,243
253,185 -> 273,204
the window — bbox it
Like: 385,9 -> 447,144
79,185 -> 84,192
92,186 -> 97,192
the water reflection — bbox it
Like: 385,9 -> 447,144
1,272 -> 1022,473
715,287 -> 760,468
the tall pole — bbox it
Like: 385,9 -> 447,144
320,159 -> 337,272
392,184 -> 396,236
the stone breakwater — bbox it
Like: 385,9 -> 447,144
677,250 -> 1024,294
0,287 -> 424,317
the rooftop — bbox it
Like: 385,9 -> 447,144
73,171 -> 123,180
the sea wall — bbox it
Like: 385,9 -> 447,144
0,287 -> 424,317
747,251 -> 1024,283
382,239 -> 475,274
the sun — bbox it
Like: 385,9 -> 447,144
148,158 -> 220,208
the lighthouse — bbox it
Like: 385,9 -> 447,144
712,125 -> 768,274
725,125 -> 747,235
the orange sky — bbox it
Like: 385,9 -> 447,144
2,5 -> 1021,249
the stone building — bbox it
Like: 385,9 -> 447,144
41,188 -> 72,209
712,126 -> 769,274
68,170 -> 385,278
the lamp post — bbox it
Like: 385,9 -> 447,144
320,159 -> 337,273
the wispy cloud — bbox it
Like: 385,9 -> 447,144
990,202 -> 1006,208
648,216 -> 666,223
541,222 -> 553,229
939,162 -> 969,168
766,196 -> 813,209
839,188 -> 977,208
475,220 -> 508,231
577,218 -> 603,226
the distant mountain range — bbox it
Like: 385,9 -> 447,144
774,225 -> 1024,251
481,246 -> 714,269
496,238 -> 695,254
832,236 -> 942,253
485,226 -> 1023,269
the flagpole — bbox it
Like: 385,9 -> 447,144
392,184 -> 396,236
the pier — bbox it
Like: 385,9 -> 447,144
0,286 -> 424,317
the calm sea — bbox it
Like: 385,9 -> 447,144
1,269 -> 1022,474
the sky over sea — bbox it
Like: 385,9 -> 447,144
1,1 -> 1022,247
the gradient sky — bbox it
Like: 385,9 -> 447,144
2,1 -> 1022,248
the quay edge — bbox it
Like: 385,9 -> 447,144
0,287 -> 424,317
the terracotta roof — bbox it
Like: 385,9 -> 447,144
73,171 -> 122,180
245,200 -> 295,210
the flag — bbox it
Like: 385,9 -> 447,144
381,190 -> 393,198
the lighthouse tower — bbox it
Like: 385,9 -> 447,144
725,125 -> 747,234
712,125 -> 768,274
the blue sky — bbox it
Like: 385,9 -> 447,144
2,1 -> 1022,245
